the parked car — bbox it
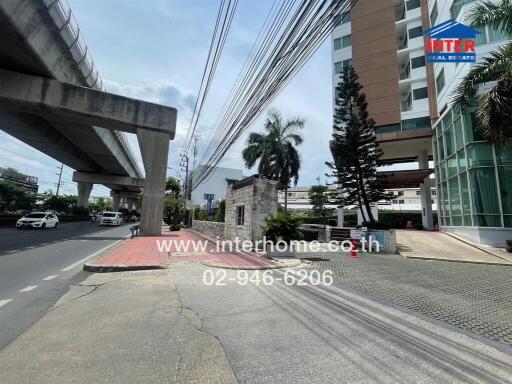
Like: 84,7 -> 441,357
99,212 -> 123,226
16,212 -> 59,229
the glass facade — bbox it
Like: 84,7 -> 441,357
433,107 -> 512,228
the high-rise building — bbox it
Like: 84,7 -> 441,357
331,0 -> 512,245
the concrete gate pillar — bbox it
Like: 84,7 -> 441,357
112,193 -> 121,211
137,129 -> 170,236
418,150 -> 434,230
77,182 -> 93,208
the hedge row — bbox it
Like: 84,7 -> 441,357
302,211 -> 438,230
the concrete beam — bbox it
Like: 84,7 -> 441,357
73,171 -> 144,189
110,191 -> 141,199
0,69 -> 177,138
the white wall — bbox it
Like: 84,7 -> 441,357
191,167 -> 244,207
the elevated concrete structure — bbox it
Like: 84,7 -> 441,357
0,69 -> 177,137
0,0 -> 177,235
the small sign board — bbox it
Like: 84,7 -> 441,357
361,227 -> 368,232
350,229 -> 362,240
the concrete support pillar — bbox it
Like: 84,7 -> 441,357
418,150 -> 434,230
112,193 -> 121,211
137,129 -> 170,236
337,208 -> 344,227
77,182 -> 93,208
127,198 -> 137,212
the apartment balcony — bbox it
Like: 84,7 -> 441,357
394,3 -> 406,22
401,95 -> 413,112
397,33 -> 408,51
399,62 -> 411,81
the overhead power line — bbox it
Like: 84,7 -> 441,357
192,0 -> 357,190
183,0 -> 239,154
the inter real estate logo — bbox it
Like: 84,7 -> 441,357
422,19 -> 481,63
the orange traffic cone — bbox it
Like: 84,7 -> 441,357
349,239 -> 358,259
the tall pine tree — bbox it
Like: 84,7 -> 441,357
326,65 -> 390,223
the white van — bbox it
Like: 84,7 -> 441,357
99,212 -> 123,226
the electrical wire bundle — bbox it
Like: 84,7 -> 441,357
191,0 -> 357,190
183,0 -> 239,154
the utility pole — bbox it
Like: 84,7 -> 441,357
55,163 -> 64,196
180,150 -> 190,225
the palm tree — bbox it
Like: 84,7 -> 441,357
242,110 -> 304,212
452,0 -> 512,144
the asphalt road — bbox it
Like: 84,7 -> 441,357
0,221 -> 132,349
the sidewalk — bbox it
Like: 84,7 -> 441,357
396,230 -> 512,265
85,227 -> 296,271
0,271 -> 237,384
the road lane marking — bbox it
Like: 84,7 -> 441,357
19,285 -> 38,292
43,275 -> 58,281
61,234 -> 131,272
0,299 -> 13,308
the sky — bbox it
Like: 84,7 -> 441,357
0,0 -> 406,197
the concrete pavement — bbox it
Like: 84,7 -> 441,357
1,263 -> 511,383
0,271 -> 237,384
396,230 -> 512,264
0,222 -> 131,349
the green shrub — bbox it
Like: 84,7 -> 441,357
71,206 -> 89,216
302,216 -> 338,226
506,240 -> 512,247
362,221 -> 393,230
170,223 -> 182,231
300,228 -> 319,241
262,213 -> 304,243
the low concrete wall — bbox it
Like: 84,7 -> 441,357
192,220 -> 225,239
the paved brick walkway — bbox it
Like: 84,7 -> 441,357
95,227 -> 274,269
305,251 -> 512,347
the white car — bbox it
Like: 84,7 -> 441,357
16,212 -> 59,229
99,212 -> 123,226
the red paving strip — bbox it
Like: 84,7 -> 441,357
94,227 -> 274,268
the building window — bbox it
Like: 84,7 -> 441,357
342,34 -> 352,48
416,191 -> 421,196
334,61 -> 343,74
406,0 -> 421,11
432,190 -> 437,196
411,56 -> 425,69
408,26 -> 423,40
450,0 -> 476,20
430,1 -> 438,25
334,12 -> 351,27
236,206 -> 245,226
488,26 -> 507,43
436,69 -> 445,95
402,116 -> 432,131
334,59 -> 352,74
399,200 -> 405,204
413,87 -> 428,100
474,27 -> 487,46
334,38 -> 341,50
